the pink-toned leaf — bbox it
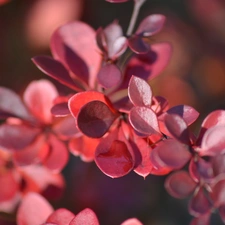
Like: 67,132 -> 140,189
0,87 -> 32,121
43,134 -> 69,172
200,126 -> 225,156
128,76 -> 152,107
211,154 -> 225,176
133,137 -> 153,178
129,106 -> 160,135
164,114 -> 190,144
166,105 -> 199,125
152,139 -> 191,170
198,110 -> 225,141
188,188 -> 212,217
50,21 -> 101,89
51,102 -> 70,117
165,171 -> 196,199
17,192 -> 54,225
97,64 -> 122,89
0,123 -> 40,151
0,171 -> 18,202
69,208 -> 99,225
109,36 -> 127,60
211,180 -> 225,207
128,35 -> 149,54
96,27 -> 107,54
121,218 -> 143,225
23,79 -> 58,124
32,56 -> 80,91
95,128 -> 134,178
46,208 -> 75,225
219,205 -> 225,223
77,101 -> 117,138
189,213 -> 211,225
69,135 -> 100,162
68,91 -> 115,119
136,14 -> 166,36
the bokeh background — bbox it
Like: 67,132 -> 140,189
1,0 -> 225,224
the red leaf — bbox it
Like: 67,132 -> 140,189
165,171 -> 196,199
133,137 -> 153,178
129,106 -> 160,135
46,208 -> 75,225
128,76 -> 152,107
189,213 -> 211,225
0,87 -> 32,121
152,139 -> 191,170
0,171 -> 18,202
136,14 -> 166,36
164,114 -> 190,144
188,188 -> 212,217
17,193 -> 54,225
32,56 -> 80,91
77,101 -> 117,138
50,21 -> 101,89
97,64 -> 122,88
69,208 -> 99,225
68,91 -> 115,119
43,134 -> 69,172
69,135 -> 100,162
200,126 -> 225,156
95,128 -> 134,178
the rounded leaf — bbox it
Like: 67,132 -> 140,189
77,101 -> 117,138
128,76 -> 152,107
165,171 -> 196,199
121,218 -> 143,225
128,35 -> 149,54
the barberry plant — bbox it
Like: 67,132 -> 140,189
0,0 -> 225,225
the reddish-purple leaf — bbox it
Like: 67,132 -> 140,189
129,106 -> 160,135
68,91 -> 115,119
46,208 -> 75,225
0,171 -> 18,202
109,36 -> 127,60
51,102 -> 70,117
189,213 -> 211,225
211,180 -> 225,207
200,126 -> 225,156
0,124 -> 40,151
188,188 -> 212,217
124,42 -> 172,84
219,205 -> 225,223
69,208 -> 99,225
17,193 -> 54,225
165,171 -> 196,199
32,56 -> 80,91
128,76 -> 152,107
166,105 -> 199,125
136,14 -> 166,36
50,21 -> 101,89
95,128 -> 134,178
121,218 -> 143,225
164,114 -> 190,144
152,139 -> 191,170
128,35 -> 149,54
97,64 -> 122,89
0,87 -> 32,121
43,134 -> 69,172
77,101 -> 117,138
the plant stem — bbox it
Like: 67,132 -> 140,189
126,0 -> 147,36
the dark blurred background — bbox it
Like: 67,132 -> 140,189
1,0 -> 225,224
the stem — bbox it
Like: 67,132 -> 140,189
126,0 -> 147,36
